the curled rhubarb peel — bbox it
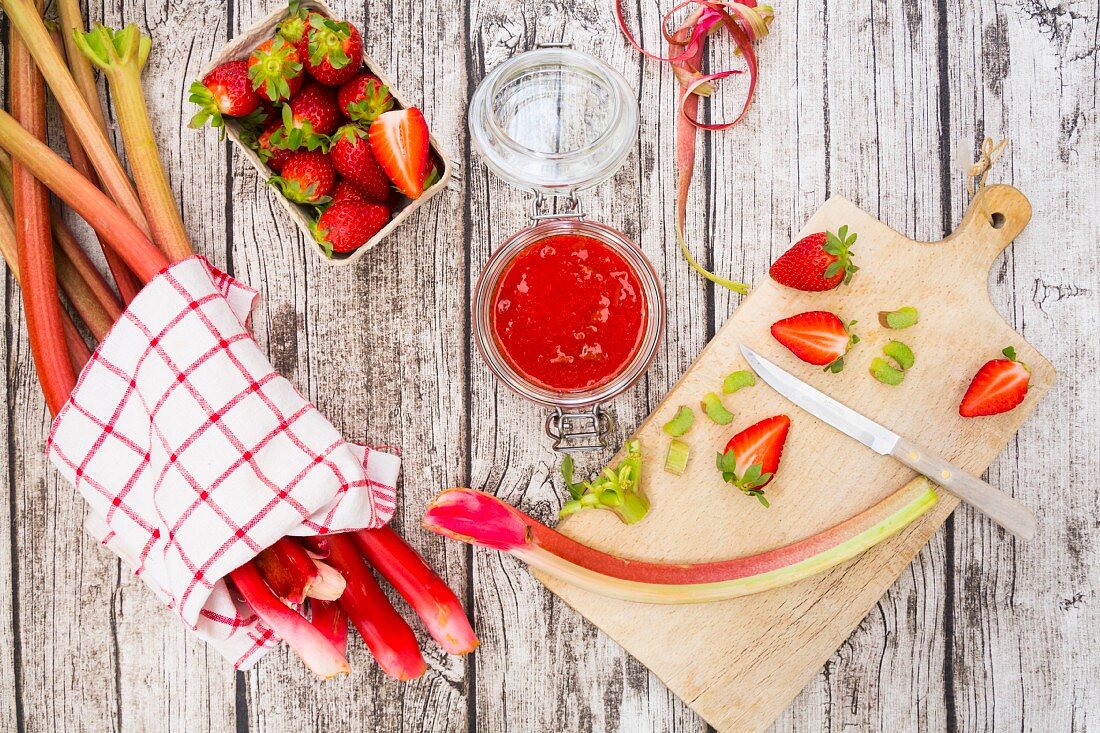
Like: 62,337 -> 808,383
2,0 -> 152,241
353,526 -> 479,655
325,534 -> 427,681
228,562 -> 351,679
74,25 -> 194,262
423,483 -> 939,604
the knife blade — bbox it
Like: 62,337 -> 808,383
739,343 -> 1036,540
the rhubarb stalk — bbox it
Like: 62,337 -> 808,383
9,1 -> 76,415
352,526 -> 479,655
53,246 -> 116,340
310,600 -> 349,656
423,482 -> 939,604
0,109 -> 168,282
324,534 -> 427,680
74,25 -> 193,262
48,25 -> 141,303
1,0 -> 151,238
254,537 -> 345,603
228,561 -> 351,678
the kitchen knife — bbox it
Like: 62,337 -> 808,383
739,343 -> 1037,540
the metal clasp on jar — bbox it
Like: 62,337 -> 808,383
530,191 -> 585,222
544,405 -> 614,452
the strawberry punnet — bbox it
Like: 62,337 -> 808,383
369,108 -> 429,199
959,346 -> 1031,417
312,200 -> 391,255
189,60 -> 261,131
268,150 -> 335,205
338,73 -> 393,123
771,310 -> 859,372
770,225 -> 859,292
329,125 -> 393,202
298,14 -> 363,86
716,415 -> 792,507
248,37 -> 304,103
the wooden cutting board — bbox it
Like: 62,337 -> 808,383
537,185 -> 1055,732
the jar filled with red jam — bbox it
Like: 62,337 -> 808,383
470,48 -> 664,451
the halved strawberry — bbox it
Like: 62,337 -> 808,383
771,310 -> 859,372
716,415 -> 791,506
369,108 -> 429,199
959,346 -> 1031,417
338,73 -> 394,123
770,226 -> 859,292
248,37 -> 304,103
329,125 -> 393,202
268,150 -> 335,205
189,60 -> 261,131
298,14 -> 363,86
312,200 -> 391,256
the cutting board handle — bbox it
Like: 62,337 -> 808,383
949,184 -> 1032,271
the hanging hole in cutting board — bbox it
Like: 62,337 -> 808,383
990,211 -> 1006,229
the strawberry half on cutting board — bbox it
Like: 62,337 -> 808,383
716,415 -> 792,507
771,310 -> 859,372
369,108 -> 430,199
959,346 -> 1031,417
770,225 -> 859,292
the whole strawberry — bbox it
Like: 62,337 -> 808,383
329,125 -> 393,202
189,60 -> 260,131
269,150 -> 335,204
257,121 -> 293,173
248,37 -> 304,103
312,200 -> 391,255
770,225 -> 859,292
338,73 -> 393,123
285,83 -> 342,135
331,179 -> 371,205
298,14 -> 363,86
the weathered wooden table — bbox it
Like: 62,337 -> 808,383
1,1 -> 1097,730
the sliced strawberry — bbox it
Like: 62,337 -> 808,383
329,125 -> 393,202
338,73 -> 394,123
959,346 -> 1031,417
248,37 -> 304,103
369,108 -> 429,199
771,310 -> 859,372
770,226 -> 859,292
268,150 -> 335,205
189,60 -> 261,131
298,15 -> 363,86
312,200 -> 391,255
716,415 -> 791,506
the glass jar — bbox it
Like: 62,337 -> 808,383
469,47 -> 665,452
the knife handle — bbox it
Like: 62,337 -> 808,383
891,437 -> 1037,541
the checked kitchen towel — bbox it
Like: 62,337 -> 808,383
46,256 -> 400,669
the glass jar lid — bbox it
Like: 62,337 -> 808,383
469,48 -> 639,195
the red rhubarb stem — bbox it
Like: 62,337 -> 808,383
53,245 -> 116,341
228,561 -> 350,679
310,599 -> 349,657
0,109 -> 168,282
353,526 -> 478,655
254,537 -> 321,604
10,5 -> 76,415
2,0 -> 152,239
325,534 -> 427,680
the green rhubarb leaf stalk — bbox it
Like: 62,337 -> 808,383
559,441 -> 649,524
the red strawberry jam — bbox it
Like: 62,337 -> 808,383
490,234 -> 647,392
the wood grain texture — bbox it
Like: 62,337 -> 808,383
0,0 -> 1096,732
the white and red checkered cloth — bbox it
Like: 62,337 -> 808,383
46,256 -> 400,669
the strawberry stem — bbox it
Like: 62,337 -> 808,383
74,25 -> 193,263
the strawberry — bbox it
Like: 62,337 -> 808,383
771,311 -> 859,372
329,125 -> 393,202
770,225 -> 859,292
369,108 -> 429,199
256,121 -> 293,173
277,0 -> 310,44
959,346 -> 1031,417
268,150 -> 335,205
248,37 -> 304,103
338,73 -> 394,123
189,60 -> 261,131
285,83 -> 342,135
716,415 -> 791,506
312,200 -> 391,255
298,14 -> 363,86
330,179 -> 370,205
